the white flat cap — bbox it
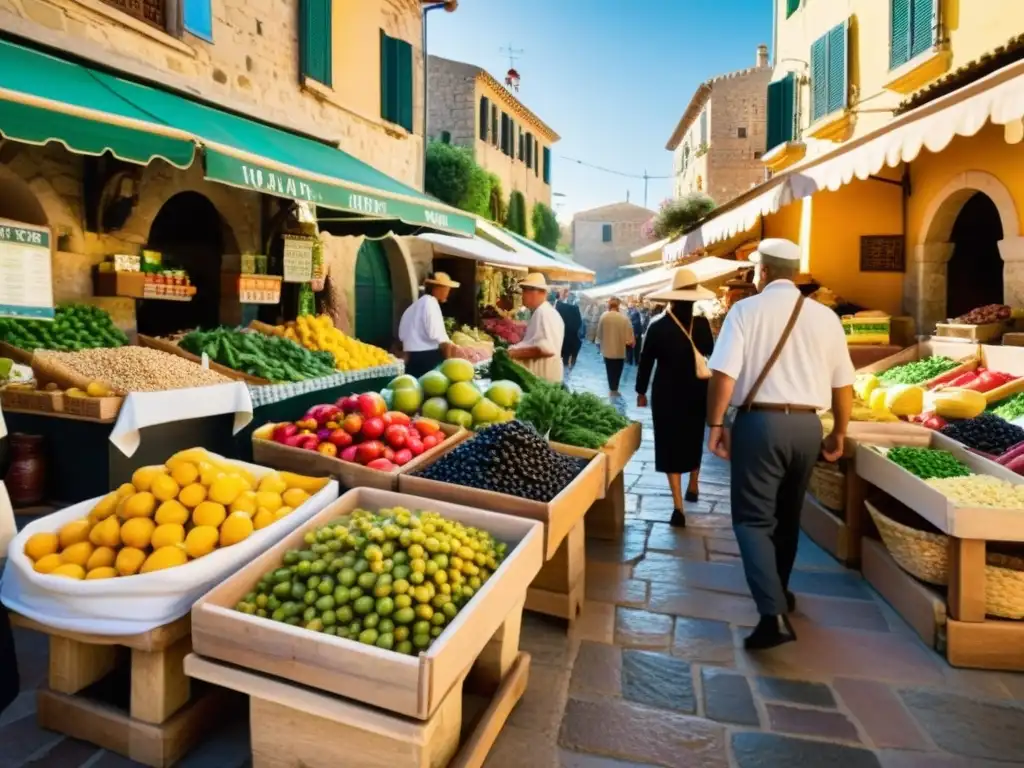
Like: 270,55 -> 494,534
750,238 -> 801,264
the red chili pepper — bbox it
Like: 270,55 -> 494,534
946,371 -> 980,389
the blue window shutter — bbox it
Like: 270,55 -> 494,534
300,0 -> 332,86
826,22 -> 848,114
890,0 -> 911,69
810,34 -> 828,121
910,0 -> 937,59
786,0 -> 800,18
479,97 -> 489,140
543,146 -> 551,184
534,144 -> 540,177
396,37 -> 414,132
601,224 -> 612,242
183,0 -> 212,41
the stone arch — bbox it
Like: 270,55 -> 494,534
380,236 -> 418,344
917,171 -> 1020,245
0,157 -> 86,253
0,162 -> 47,225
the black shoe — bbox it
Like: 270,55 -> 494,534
786,590 -> 797,613
743,615 -> 797,651
669,509 -> 686,528
684,489 -> 699,503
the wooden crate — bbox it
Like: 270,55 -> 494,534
252,423 -> 469,492
0,387 -> 63,414
185,648 -> 531,768
935,320 -> 1012,343
9,613 -> 226,767
855,339 -> 979,385
136,334 -> 271,385
977,344 -> 1024,404
63,394 -> 123,420
191,488 -> 544,720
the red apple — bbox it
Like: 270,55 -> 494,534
367,458 -> 396,472
413,417 -> 441,436
340,445 -> 359,463
356,440 -> 385,465
337,395 -> 361,414
382,447 -> 395,462
298,435 -> 320,451
342,413 -> 363,435
358,392 -> 387,419
272,423 -> 298,443
327,428 -> 353,448
393,448 -> 413,466
283,434 -> 306,448
406,437 -> 425,456
421,434 -> 440,450
361,416 -> 385,440
384,424 -> 408,449
382,411 -> 412,427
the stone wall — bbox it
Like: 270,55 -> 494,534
706,69 -> 770,205
426,55 -> 478,147
571,204 -> 655,283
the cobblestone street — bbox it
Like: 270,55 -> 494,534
5,342 -> 1024,768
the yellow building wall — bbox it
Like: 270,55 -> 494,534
762,199 -> 803,243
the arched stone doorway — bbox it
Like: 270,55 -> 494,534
354,239 -> 394,349
0,164 -> 47,226
139,192 -> 238,336
947,193 -> 1004,319
909,171 -> 1022,332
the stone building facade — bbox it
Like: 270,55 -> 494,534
666,46 -> 771,207
426,54 -> 559,234
570,203 -> 656,284
0,0 -> 434,333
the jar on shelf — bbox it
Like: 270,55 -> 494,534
5,433 -> 45,507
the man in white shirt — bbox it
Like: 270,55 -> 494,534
398,272 -> 460,378
508,273 -> 565,383
706,238 -> 854,651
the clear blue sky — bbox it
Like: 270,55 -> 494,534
427,0 -> 772,221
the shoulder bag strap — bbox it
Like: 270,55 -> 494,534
666,308 -> 699,354
742,294 -> 806,410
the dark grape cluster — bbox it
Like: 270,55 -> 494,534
941,413 -> 1024,457
416,421 -> 587,502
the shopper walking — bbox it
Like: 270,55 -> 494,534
636,269 -> 716,527
0,402 -> 19,715
397,272 -> 460,378
508,273 -> 565,384
628,303 -> 645,365
555,289 -> 584,372
706,239 -> 853,651
596,298 -> 635,397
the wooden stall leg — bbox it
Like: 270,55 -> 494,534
468,598 -> 524,693
48,635 -> 118,695
844,468 -> 867,566
586,473 -> 626,541
130,634 -> 192,724
526,520 -> 586,625
948,538 -> 986,622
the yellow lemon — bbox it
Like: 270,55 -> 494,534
209,475 -> 243,506
115,483 -> 137,501
252,508 -> 275,531
33,553 -> 63,574
155,499 -> 190,526
115,547 -> 147,576
178,483 -> 207,509
89,515 -> 121,548
51,563 -> 86,579
150,474 -> 180,504
86,566 -> 118,580
282,488 -> 310,509
120,517 -> 156,549
254,491 -> 282,514
89,492 -> 119,523
59,520 -> 92,549
86,381 -> 111,398
60,541 -> 95,567
86,546 -> 117,571
152,523 -> 185,549
193,501 -> 226,528
219,512 -> 254,547
229,491 -> 257,517
273,506 -> 293,521
257,472 -> 287,495
199,463 -> 223,487
24,532 -> 59,562
131,466 -> 167,492
184,526 -> 219,558
169,461 -> 199,487
141,545 -> 188,573
122,492 -> 156,520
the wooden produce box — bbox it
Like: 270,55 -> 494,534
93,270 -> 146,299
398,439 -> 608,560
191,488 -> 545,721
63,393 -> 123,420
136,334 -> 272,386
251,422 -> 469,492
935,320 -> 1014,343
856,339 -> 979,385
1003,332 -> 1024,347
0,387 -> 63,414
977,344 -> 1024,404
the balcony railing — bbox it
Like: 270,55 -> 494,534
100,0 -> 166,30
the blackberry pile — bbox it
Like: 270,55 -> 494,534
940,412 -> 1024,457
416,421 -> 587,502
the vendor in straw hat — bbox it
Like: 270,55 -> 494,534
508,273 -> 565,383
398,272 -> 460,378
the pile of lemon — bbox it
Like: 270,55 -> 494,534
22,448 -> 329,581
271,314 -> 392,372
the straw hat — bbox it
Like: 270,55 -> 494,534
424,272 -> 460,289
749,238 -> 801,265
647,268 -> 715,301
518,272 -> 550,291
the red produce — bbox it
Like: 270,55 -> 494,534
421,434 -> 440,450
342,413 -> 363,435
316,428 -> 332,442
337,395 -> 361,414
997,440 -> 1024,466
367,458 -> 397,472
406,437 -> 425,456
946,371 -> 980,389
393,448 -> 413,465
413,417 -> 441,436
356,440 -> 385,464
922,414 -> 948,430
306,404 -> 342,427
283,434 -> 306,448
298,435 -> 320,451
358,392 -> 387,419
361,416 -> 385,440
340,445 -> 359,462
384,424 -> 408,449
327,429 -> 353,448
382,447 -> 395,462
382,411 -> 412,427
1007,453 -> 1024,475
272,423 -> 298,443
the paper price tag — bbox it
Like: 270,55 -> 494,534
201,352 -> 210,370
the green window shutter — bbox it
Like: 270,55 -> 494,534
910,0 -> 937,59
518,130 -> 524,161
786,0 -> 800,18
479,96 -> 489,140
780,73 -> 796,143
491,105 -> 498,146
396,38 -> 413,132
766,77 -> 792,151
542,146 -> 551,184
500,113 -> 510,155
601,224 -> 612,242
380,31 -> 394,123
810,34 -> 828,121
526,133 -> 533,168
826,22 -> 848,114
890,0 -> 911,69
299,0 -> 332,86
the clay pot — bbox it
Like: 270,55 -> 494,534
5,433 -> 45,507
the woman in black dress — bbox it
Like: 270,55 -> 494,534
636,269 -> 716,527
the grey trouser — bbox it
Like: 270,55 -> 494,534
730,410 -> 823,617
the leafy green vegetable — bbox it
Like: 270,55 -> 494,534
886,446 -> 971,480
180,327 -> 336,383
878,356 -> 959,385
991,392 -> 1024,422
0,303 -> 128,353
516,385 -> 631,448
489,348 -> 548,393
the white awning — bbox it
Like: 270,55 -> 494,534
663,58 -> 1024,262
630,238 -> 670,264
581,257 -> 749,301
417,232 -> 533,272
476,219 -> 596,283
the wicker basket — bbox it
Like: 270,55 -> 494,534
866,501 -> 1024,619
809,462 -> 845,511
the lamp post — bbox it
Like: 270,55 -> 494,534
422,2 -> 454,188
